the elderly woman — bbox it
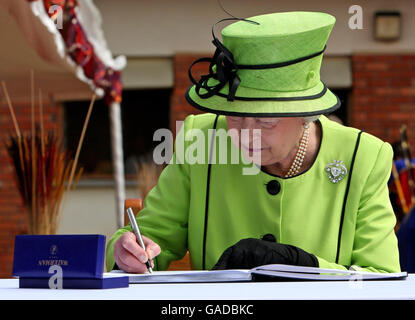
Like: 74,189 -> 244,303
106,12 -> 400,273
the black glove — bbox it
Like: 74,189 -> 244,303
212,234 -> 318,270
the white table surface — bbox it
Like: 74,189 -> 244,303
0,274 -> 414,300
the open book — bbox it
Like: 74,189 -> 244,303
106,264 -> 407,284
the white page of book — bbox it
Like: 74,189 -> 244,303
106,264 -> 407,283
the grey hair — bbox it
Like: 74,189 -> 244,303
303,115 -> 321,124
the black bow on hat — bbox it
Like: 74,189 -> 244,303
188,18 -> 257,102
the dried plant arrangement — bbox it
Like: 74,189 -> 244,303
2,74 -> 95,234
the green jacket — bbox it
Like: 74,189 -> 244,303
106,114 -> 400,273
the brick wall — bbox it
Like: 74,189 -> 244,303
170,54 -> 208,131
0,99 -> 63,278
351,55 -> 415,147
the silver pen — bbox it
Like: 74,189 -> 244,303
126,207 -> 153,273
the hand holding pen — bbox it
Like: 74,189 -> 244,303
126,207 -> 154,273
113,208 -> 161,273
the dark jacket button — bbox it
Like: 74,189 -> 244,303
266,180 -> 281,195
262,234 -> 276,242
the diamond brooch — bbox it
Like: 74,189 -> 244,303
325,160 -> 348,183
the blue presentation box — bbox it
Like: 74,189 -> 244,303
13,234 -> 106,278
13,234 -> 129,289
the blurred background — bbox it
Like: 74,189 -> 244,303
0,0 -> 414,277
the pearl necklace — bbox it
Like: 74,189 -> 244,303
285,123 -> 310,178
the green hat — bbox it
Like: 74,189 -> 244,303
185,11 -> 340,117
